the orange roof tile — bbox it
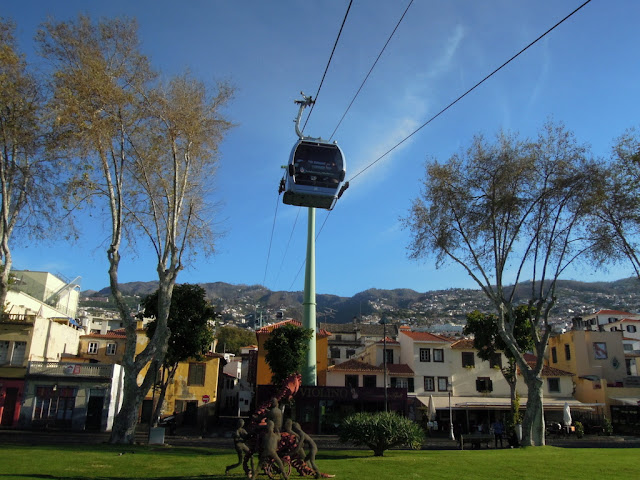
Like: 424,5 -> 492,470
450,338 -> 475,349
386,363 -> 414,375
401,330 -> 451,343
256,319 -> 330,337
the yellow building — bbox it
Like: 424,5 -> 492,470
548,329 -> 640,432
256,319 -> 330,386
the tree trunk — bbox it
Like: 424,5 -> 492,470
522,373 -> 545,446
110,371 -> 144,444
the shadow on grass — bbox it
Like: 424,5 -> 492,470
0,476 -> 227,480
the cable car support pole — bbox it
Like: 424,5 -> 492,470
302,206 -> 317,386
294,92 -> 318,386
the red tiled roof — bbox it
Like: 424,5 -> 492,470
401,330 -> 451,343
376,336 -> 399,344
386,363 -> 414,375
521,353 -> 573,377
256,319 -> 330,337
329,359 -> 383,372
595,309 -> 635,316
450,338 -> 475,349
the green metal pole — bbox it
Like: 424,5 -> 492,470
302,207 -> 317,386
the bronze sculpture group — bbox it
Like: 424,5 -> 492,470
225,374 -> 332,479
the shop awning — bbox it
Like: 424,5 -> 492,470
610,397 -> 640,406
415,396 -> 600,411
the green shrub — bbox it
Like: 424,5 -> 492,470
603,417 -> 613,436
338,411 -> 424,457
574,421 -> 584,438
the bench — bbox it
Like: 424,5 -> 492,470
460,434 -> 494,450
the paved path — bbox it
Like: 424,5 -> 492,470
1,428 -> 639,449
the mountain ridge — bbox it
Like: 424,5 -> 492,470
81,277 -> 640,325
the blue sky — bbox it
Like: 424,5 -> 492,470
4,0 -> 640,296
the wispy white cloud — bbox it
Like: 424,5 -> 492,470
344,24 -> 467,200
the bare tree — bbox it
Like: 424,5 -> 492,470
0,19 -> 64,308
38,16 -> 233,444
589,127 -> 640,279
404,122 -> 597,446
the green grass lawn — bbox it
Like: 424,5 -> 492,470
0,445 -> 638,480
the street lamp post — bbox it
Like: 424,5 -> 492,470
448,382 -> 455,441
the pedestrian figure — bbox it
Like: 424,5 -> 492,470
492,419 -> 504,448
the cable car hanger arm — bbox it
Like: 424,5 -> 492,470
294,92 -> 320,141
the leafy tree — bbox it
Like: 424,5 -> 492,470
215,326 -> 257,355
463,306 -> 534,429
404,122 -> 598,446
0,19 -> 68,308
142,284 -> 215,424
38,16 -> 234,444
339,412 -> 424,456
264,323 -> 313,386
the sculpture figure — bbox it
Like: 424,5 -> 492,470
267,397 -> 283,433
257,420 -> 289,480
292,421 -> 319,477
225,418 -> 254,475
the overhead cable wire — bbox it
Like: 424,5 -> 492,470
330,0 -> 414,141
301,0 -> 353,134
288,0 -> 592,289
288,210 -> 334,290
263,188 -> 282,286
348,0 -> 593,183
274,207 -> 302,286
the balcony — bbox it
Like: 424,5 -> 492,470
27,361 -> 116,379
1,313 -> 37,323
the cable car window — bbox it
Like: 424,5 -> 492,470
293,142 -> 343,188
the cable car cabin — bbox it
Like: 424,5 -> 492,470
283,139 -> 346,210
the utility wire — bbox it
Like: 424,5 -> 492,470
330,0 -> 414,140
348,0 -> 593,183
274,207 -> 301,285
263,188 -> 282,286
301,0 -> 353,134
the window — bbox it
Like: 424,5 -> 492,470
385,349 -> 394,364
188,363 -> 206,386
433,349 -> 444,362
419,348 -> 431,362
593,342 -> 608,360
334,335 -> 342,341
564,344 -> 571,361
438,377 -> 449,392
551,346 -> 557,363
548,378 -> 560,393
424,376 -> 435,392
624,344 -> 633,351
407,377 -> 415,393
462,352 -> 475,368
346,349 -> 356,358
345,375 -> 358,388
88,342 -> 98,355
489,354 -> 502,369
363,375 -> 376,388
0,340 -> 9,364
11,341 -> 26,365
628,325 -> 637,333
106,343 -> 117,355
330,348 -> 341,359
476,377 -> 493,393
